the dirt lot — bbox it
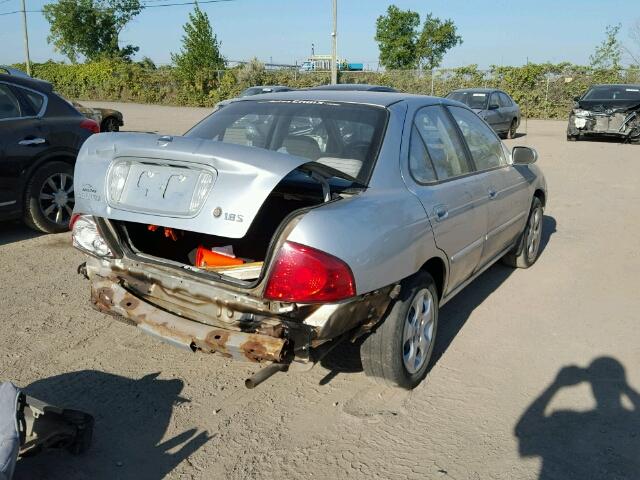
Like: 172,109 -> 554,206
2,102 -> 639,479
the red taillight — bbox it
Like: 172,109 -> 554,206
69,213 -> 81,230
264,241 -> 355,303
80,118 -> 100,134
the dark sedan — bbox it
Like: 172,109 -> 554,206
447,88 -> 521,138
0,74 -> 99,233
567,84 -> 640,143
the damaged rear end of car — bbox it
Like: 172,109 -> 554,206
72,98 -> 396,385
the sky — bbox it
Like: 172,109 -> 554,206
0,0 -> 639,68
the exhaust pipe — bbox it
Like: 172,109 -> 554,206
245,363 -> 288,389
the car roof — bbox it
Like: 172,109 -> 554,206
304,84 -> 398,92
234,89 -> 460,108
0,72 -> 53,93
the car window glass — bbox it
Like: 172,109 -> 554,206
409,125 -> 437,183
499,92 -> 512,107
21,89 -> 45,114
216,113 -> 275,148
413,105 -> 472,180
489,93 -> 500,108
0,84 -> 21,120
186,101 -> 388,184
448,106 -> 506,170
285,116 -> 328,158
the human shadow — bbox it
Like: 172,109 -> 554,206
0,221 -> 43,247
320,215 -> 556,384
14,370 -> 210,480
516,357 -> 640,480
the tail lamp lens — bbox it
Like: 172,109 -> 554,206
71,214 -> 113,258
264,241 -> 355,303
80,118 -> 100,134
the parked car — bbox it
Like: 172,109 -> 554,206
567,84 -> 640,143
71,102 -> 124,132
306,83 -> 398,92
72,91 -> 547,389
0,73 -> 99,233
239,86 -> 294,97
446,88 -> 521,139
0,66 -> 124,133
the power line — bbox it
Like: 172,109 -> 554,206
0,0 -> 237,16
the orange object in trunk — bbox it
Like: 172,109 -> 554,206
195,246 -> 244,268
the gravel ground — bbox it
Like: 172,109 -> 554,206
2,103 -> 639,480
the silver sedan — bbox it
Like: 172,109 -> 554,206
72,90 -> 547,389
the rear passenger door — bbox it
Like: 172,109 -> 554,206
405,105 -> 489,293
448,106 -> 530,266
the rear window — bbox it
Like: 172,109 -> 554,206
447,91 -> 488,110
583,86 -> 640,101
186,100 -> 388,183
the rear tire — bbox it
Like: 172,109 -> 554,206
101,117 -> 119,132
23,161 -> 75,234
361,272 -> 439,389
502,197 -> 544,268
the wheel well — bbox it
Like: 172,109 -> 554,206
419,257 -> 446,300
534,188 -> 546,207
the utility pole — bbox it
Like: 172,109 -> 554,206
21,0 -> 31,76
330,0 -> 337,85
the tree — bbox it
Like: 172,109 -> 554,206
236,57 -> 266,86
375,5 -> 420,70
375,5 -> 462,71
43,0 -> 143,63
590,24 -> 622,70
171,3 -> 225,90
625,18 -> 640,66
416,14 -> 463,71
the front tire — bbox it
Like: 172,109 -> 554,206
23,161 -> 75,234
502,196 -> 544,268
361,272 -> 439,389
508,119 -> 518,139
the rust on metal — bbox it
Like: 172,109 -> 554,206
90,276 -> 287,363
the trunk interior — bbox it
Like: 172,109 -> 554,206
112,172 -> 355,282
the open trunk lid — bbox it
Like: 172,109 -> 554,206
74,132 -> 310,238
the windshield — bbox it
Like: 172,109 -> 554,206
447,91 -> 488,110
186,100 -> 388,184
583,86 -> 640,101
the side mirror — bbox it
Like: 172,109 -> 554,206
488,103 -> 500,110
512,146 -> 538,165
573,95 -> 581,102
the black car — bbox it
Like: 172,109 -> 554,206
567,84 -> 640,143
0,73 -> 98,233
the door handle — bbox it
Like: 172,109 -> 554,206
488,188 -> 497,200
434,206 -> 449,222
18,137 -> 46,146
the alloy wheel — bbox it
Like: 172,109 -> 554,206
39,173 -> 74,226
402,288 -> 435,374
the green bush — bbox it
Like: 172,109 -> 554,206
10,60 -> 640,119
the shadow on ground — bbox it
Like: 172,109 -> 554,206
14,370 -> 210,480
516,357 -> 640,479
320,215 -> 557,384
0,222 -> 43,247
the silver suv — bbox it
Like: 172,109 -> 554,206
72,91 -> 547,389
